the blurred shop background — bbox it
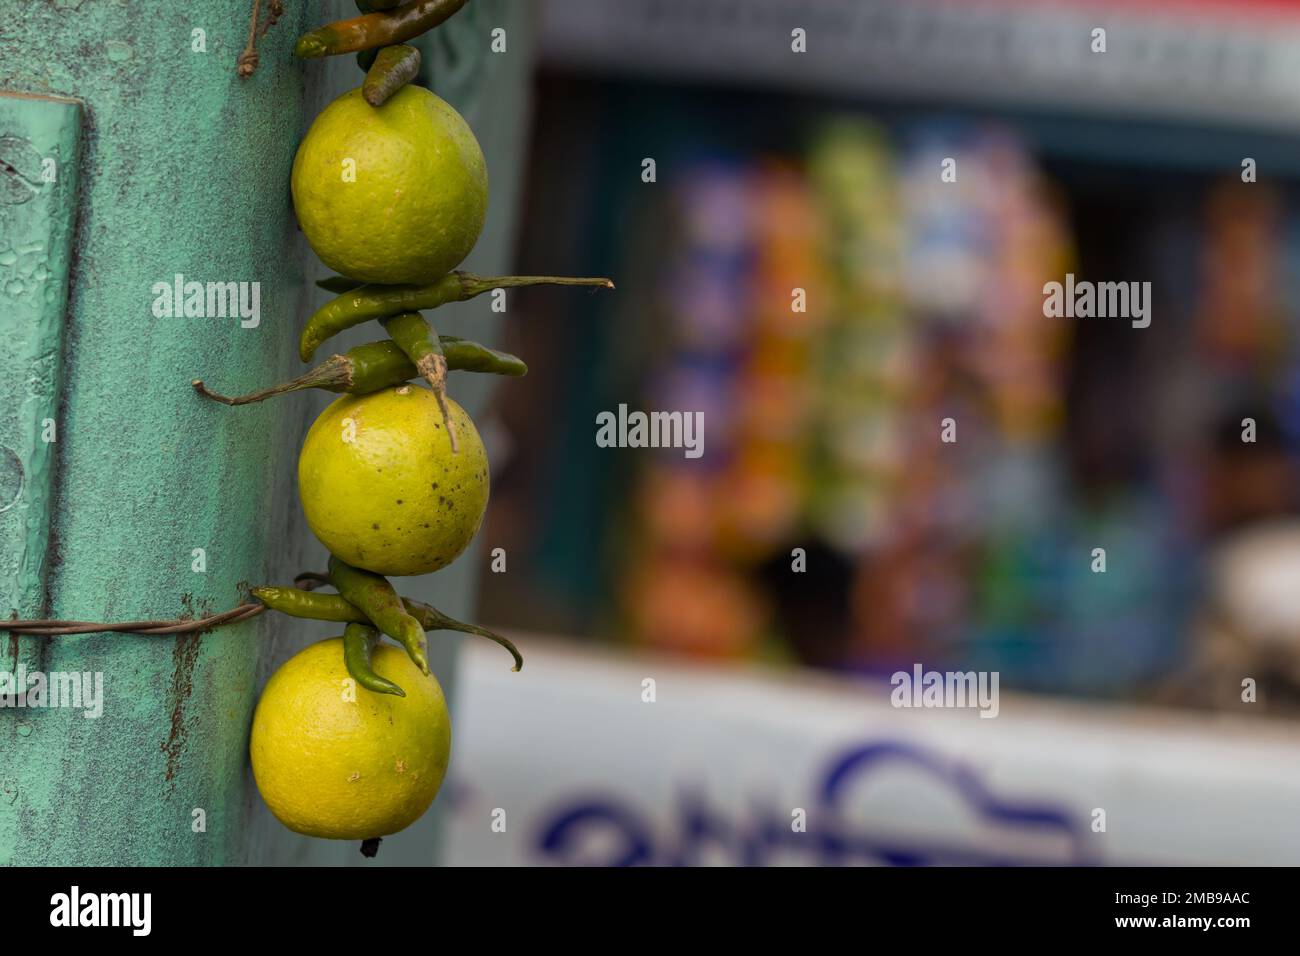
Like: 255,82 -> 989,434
444,0 -> 1300,865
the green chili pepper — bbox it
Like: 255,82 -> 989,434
253,585 -> 360,621
380,313 -> 443,371
382,310 -> 458,452
193,348 -> 402,406
442,337 -> 526,377
328,555 -> 429,675
297,0 -> 468,59
193,337 -> 525,406
343,622 -> 406,697
411,600 -> 523,672
301,272 -> 615,361
363,44 -> 422,106
252,585 -> 523,671
347,339 -> 418,393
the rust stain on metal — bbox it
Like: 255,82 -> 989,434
160,633 -> 202,783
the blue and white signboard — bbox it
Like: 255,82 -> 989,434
442,637 -> 1300,866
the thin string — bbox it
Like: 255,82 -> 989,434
3,574 -> 321,637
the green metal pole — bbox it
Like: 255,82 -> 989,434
0,0 -> 531,866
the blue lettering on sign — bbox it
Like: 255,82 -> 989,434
533,740 -> 1093,866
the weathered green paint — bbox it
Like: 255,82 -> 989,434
0,91 -> 81,695
0,0 -> 532,865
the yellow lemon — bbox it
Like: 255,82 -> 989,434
298,385 -> 489,576
291,85 -> 488,285
250,637 -> 451,840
